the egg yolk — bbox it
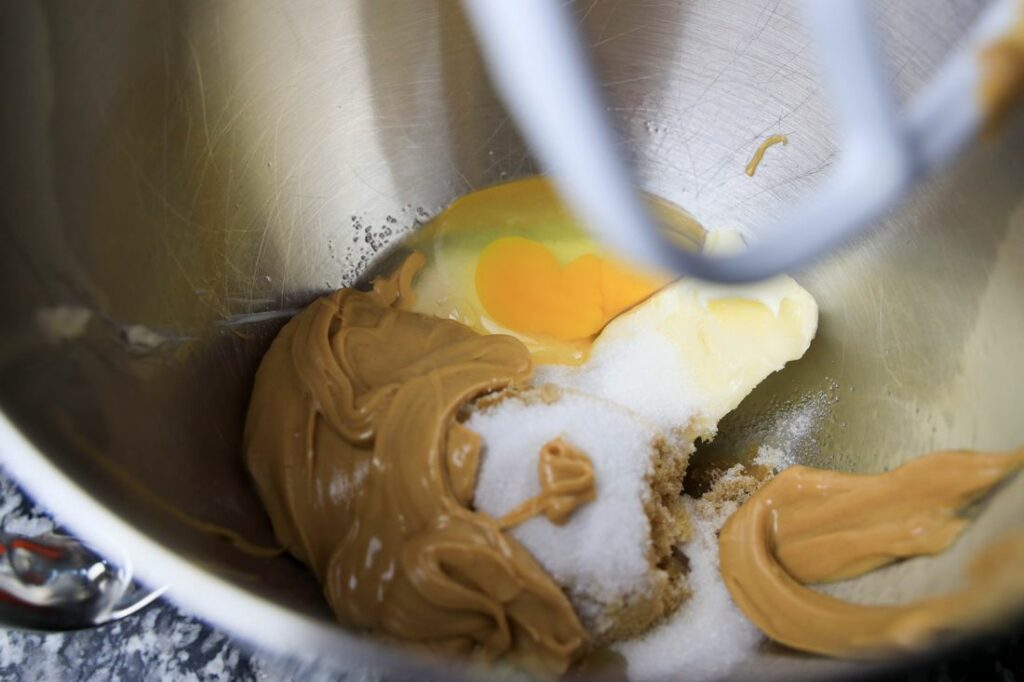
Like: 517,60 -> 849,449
475,236 -> 665,341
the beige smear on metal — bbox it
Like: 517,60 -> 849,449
745,135 -> 789,177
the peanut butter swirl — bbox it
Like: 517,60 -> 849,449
720,448 -> 1024,657
498,437 -> 597,529
244,257 -> 587,672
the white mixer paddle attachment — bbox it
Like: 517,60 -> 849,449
461,0 -> 1024,283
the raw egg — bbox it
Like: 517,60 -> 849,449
406,177 -> 700,364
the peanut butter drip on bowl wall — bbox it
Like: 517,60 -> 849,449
979,3 -> 1024,130
244,254 -> 589,673
720,448 -> 1024,657
744,134 -> 788,177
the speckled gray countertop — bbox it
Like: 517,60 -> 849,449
0,468 -> 1019,682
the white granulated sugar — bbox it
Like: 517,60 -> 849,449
617,496 -> 763,682
467,389 -> 661,627
779,399 -> 821,444
533,330 -> 702,444
751,384 -> 838,463
753,444 -> 794,473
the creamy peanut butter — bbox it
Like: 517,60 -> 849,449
497,437 -> 597,529
720,448 -> 1024,657
980,2 -> 1024,129
744,134 -> 788,177
244,255 -> 588,672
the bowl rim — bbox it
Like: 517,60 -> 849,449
0,410 -> 415,673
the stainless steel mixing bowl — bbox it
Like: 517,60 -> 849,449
1,0 -> 1022,679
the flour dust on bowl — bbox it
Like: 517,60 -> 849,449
2,1 -> 1024,681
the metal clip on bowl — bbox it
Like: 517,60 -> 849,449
0,531 -> 165,631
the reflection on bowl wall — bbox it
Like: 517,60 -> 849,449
1,1 -> 1023,679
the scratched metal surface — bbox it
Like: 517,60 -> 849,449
0,0 -> 1023,679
